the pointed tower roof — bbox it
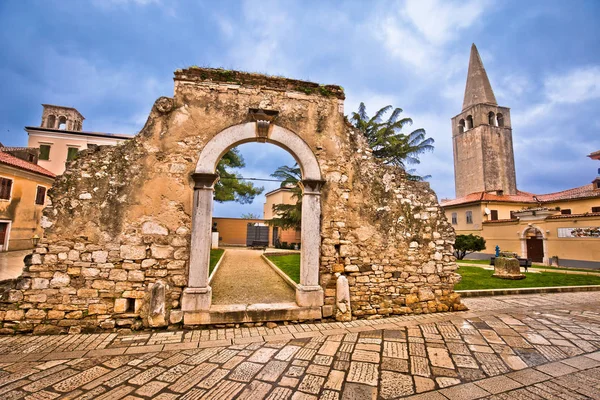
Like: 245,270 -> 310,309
462,44 -> 497,111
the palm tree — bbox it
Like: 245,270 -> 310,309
350,102 -> 434,173
268,164 -> 302,230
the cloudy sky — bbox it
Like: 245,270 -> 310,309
1,0 -> 599,218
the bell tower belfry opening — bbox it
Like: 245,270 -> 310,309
451,44 -> 517,198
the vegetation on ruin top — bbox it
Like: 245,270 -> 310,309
174,67 -> 345,99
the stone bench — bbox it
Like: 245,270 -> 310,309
490,256 -> 532,272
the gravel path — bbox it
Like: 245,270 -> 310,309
211,248 -> 296,305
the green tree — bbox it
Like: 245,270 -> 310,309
241,213 -> 261,219
214,148 -> 264,204
268,164 -> 302,230
350,102 -> 434,180
453,234 -> 486,260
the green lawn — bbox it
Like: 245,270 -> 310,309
457,259 -> 598,273
266,254 -> 300,283
455,266 -> 600,290
209,249 -> 225,275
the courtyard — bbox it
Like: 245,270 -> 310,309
1,291 -> 599,399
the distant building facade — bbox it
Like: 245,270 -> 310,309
26,104 -> 133,175
442,45 -> 600,268
0,146 -> 55,251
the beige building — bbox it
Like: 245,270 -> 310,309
0,146 -> 55,251
442,45 -> 600,268
26,104 -> 133,175
263,187 -> 301,246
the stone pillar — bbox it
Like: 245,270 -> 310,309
296,179 -> 325,307
182,173 -> 219,312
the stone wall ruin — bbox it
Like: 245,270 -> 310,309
0,67 -> 463,334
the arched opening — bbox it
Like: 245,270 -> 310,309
497,113 -> 504,127
46,115 -> 56,128
458,119 -> 465,133
58,116 -> 67,130
520,226 -> 547,264
182,122 -> 324,317
488,111 -> 496,126
466,115 -> 473,129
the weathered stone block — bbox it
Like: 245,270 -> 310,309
92,251 -> 109,263
66,311 -> 83,319
114,298 -> 129,313
142,221 -> 169,235
48,310 -> 65,319
109,269 -> 128,281
50,272 -> 70,288
151,244 -> 174,259
5,310 -> 24,320
25,309 -> 47,320
82,267 -> 100,278
92,280 -> 115,290
88,304 -> 107,315
128,270 -> 145,281
120,245 -> 147,260
31,278 -> 50,290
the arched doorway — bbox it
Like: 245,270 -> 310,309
521,226 -> 547,264
181,121 -> 324,315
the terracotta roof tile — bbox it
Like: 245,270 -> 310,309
0,151 -> 56,178
441,185 -> 600,207
547,212 -> 600,220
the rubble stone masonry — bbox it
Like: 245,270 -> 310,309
0,67 -> 462,334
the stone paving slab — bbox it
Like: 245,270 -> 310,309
0,291 -> 598,399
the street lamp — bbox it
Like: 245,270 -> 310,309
31,234 -> 40,247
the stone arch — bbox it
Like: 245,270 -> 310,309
46,115 -> 56,129
458,119 -> 466,133
520,225 -> 548,264
497,113 -> 504,127
182,122 -> 325,315
466,115 -> 473,129
488,111 -> 496,126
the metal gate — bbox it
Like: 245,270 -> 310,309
246,224 -> 269,248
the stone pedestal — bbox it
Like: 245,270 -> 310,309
492,257 -> 525,280
181,287 -> 212,311
296,285 -> 324,307
335,274 -> 352,322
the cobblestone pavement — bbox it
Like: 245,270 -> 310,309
0,292 -> 599,399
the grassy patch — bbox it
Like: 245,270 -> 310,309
266,254 -> 300,284
455,266 -> 600,290
209,249 -> 225,275
457,259 -> 599,273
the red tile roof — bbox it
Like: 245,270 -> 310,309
588,149 -> 600,160
442,185 -> 600,207
0,151 -> 56,178
547,212 -> 600,220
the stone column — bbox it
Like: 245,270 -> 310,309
181,173 -> 219,312
296,179 -> 325,307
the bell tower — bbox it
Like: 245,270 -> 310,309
451,44 -> 517,198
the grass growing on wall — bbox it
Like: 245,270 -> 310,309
455,266 -> 600,290
209,249 -> 225,275
266,254 -> 301,283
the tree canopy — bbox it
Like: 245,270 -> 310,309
453,234 -> 486,260
214,148 -> 264,204
350,103 -> 434,180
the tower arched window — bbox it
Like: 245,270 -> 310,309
466,115 -> 473,129
497,113 -> 504,127
46,115 -> 56,128
58,116 -> 67,130
458,119 -> 465,133
488,111 -> 496,126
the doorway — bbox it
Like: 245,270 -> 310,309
0,222 -> 9,252
525,231 -> 544,262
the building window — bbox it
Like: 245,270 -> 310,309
497,113 -> 504,127
67,147 -> 79,161
451,213 -> 457,225
58,116 -> 67,130
35,186 -> 47,205
592,206 -> 600,213
490,210 -> 498,220
466,210 -> 473,224
488,111 -> 496,126
458,119 -> 465,133
466,115 -> 474,129
39,144 -> 51,161
0,178 -> 12,200
46,115 -> 56,128
561,209 -> 572,215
